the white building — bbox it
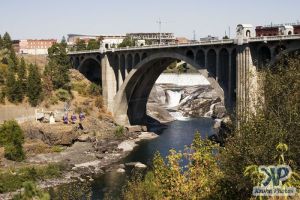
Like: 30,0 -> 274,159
19,39 -> 57,55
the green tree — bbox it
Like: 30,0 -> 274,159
17,57 -> 27,96
75,39 -> 86,51
27,64 -> 42,106
118,37 -> 135,48
61,36 -> 67,48
0,120 -> 25,161
86,39 -> 100,50
2,32 -> 12,49
47,43 -> 70,89
6,69 -> 23,103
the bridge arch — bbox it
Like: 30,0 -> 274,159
186,50 -> 194,60
196,49 -> 205,67
127,54 -> 133,73
141,52 -> 147,60
134,53 -> 140,67
113,51 -> 227,125
120,54 -> 126,80
207,49 -> 217,78
258,46 -> 271,69
78,57 -> 102,85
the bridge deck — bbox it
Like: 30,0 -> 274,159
68,34 -> 300,55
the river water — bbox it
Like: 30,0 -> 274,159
90,118 -> 215,200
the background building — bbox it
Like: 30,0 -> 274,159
19,39 -> 57,55
67,34 -> 126,48
126,32 -> 175,45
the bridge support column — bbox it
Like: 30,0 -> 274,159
216,49 -> 220,82
118,66 -> 123,89
236,45 -> 258,122
228,51 -> 232,110
101,55 -> 117,112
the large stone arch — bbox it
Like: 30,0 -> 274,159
113,51 -> 229,125
78,57 -> 102,85
207,49 -> 217,78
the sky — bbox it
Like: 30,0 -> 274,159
1,0 -> 300,40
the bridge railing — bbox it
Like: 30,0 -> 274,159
67,35 -> 300,55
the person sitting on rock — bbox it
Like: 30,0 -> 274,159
63,114 -> 68,124
78,112 -> 85,130
71,113 -> 77,124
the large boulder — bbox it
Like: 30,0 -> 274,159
148,85 -> 166,105
22,122 -> 78,146
147,103 -> 174,122
212,102 -> 227,119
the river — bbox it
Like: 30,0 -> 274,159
90,117 -> 215,200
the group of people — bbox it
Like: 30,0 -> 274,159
63,112 -> 85,129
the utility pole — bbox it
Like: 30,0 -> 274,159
156,18 -> 167,45
193,30 -> 196,41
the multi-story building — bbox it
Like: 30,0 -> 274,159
126,32 -> 175,45
67,34 -> 126,49
19,39 -> 57,55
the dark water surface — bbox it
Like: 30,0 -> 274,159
90,118 -> 215,199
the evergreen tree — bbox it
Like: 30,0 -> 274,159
17,57 -> 27,96
61,36 -> 67,49
6,69 -> 23,103
9,46 -> 19,67
0,120 -> 25,161
2,32 -> 12,49
27,64 -> 42,106
47,43 -> 70,89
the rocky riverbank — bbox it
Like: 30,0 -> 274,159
0,123 -> 158,199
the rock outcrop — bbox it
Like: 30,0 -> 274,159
22,122 -> 78,146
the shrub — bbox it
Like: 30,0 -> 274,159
55,88 -> 71,102
123,132 -> 223,199
88,83 -> 101,96
71,82 -> 88,96
0,120 -> 25,161
114,125 -> 125,138
12,181 -> 50,200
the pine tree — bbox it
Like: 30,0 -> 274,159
27,64 -> 42,106
0,120 -> 25,161
2,32 -> 12,49
17,57 -> 27,97
47,43 -> 70,89
61,36 -> 67,48
6,70 -> 22,103
9,47 -> 19,67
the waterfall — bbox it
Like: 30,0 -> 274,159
166,90 -> 182,108
169,111 -> 189,121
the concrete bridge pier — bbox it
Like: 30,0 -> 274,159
101,55 -> 117,112
236,45 -> 258,122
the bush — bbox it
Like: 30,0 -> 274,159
123,132 -> 223,199
55,88 -> 71,102
71,82 -> 88,96
114,125 -> 125,138
0,163 -> 64,193
88,83 -> 101,96
0,120 -> 25,161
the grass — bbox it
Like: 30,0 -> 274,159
0,163 -> 65,193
